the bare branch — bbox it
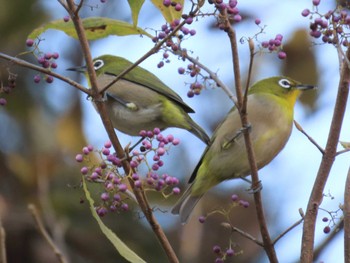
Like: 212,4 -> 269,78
273,217 -> 304,245
294,120 -> 325,154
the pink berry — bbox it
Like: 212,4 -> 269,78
278,51 -> 287,59
63,16 -> 70,22
26,39 -> 34,47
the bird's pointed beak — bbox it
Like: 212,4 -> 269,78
295,84 -> 317,90
66,65 -> 87,73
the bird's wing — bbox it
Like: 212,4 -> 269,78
105,66 -> 195,113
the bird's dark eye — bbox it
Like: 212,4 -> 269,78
93,59 -> 104,70
278,79 -> 291,89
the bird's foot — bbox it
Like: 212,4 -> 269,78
240,176 -> 263,193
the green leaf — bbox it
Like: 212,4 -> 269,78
28,17 -> 152,40
82,177 -> 147,263
128,0 -> 145,26
150,0 -> 184,23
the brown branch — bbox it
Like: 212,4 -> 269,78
0,52 -> 91,95
300,47 -> 350,262
221,11 -> 278,262
344,166 -> 350,262
28,204 -> 68,263
293,120 -> 325,154
63,1 -> 179,262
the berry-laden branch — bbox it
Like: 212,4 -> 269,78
60,1 -> 179,262
99,1 -> 204,94
219,6 -> 278,263
301,47 -> 350,262
0,52 -> 90,95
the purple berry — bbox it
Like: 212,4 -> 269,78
26,39 -> 34,47
278,51 -> 287,59
118,184 -> 127,192
312,0 -> 320,6
172,187 -> 180,195
75,154 -> 84,162
231,194 -> 239,201
46,76 -> 54,83
213,245 -> 221,254
322,217 -> 329,222
189,29 -> 196,36
323,226 -> 331,234
163,0 -> 171,7
198,216 -> 206,223
174,3 -> 182,11
178,67 -> 185,74
226,248 -> 234,257
301,9 -> 310,17
0,98 -> 7,106
63,16 -> 70,22
121,203 -> 129,211
101,192 -> 110,201
80,166 -> 88,175
185,17 -> 193,24
233,14 -> 242,22
255,18 -> 261,25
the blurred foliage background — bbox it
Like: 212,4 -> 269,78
1,0 -> 342,262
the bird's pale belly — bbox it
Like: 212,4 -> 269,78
107,102 -> 166,135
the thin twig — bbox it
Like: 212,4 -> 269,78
230,226 -> 264,246
0,52 -> 90,95
293,120 -> 325,154
28,204 -> 68,263
273,218 -> 304,245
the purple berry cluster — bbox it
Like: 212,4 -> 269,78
177,63 -> 205,98
152,16 -> 196,68
162,0 -> 183,12
261,34 -> 287,60
302,0 -> 350,47
0,74 -> 16,106
212,245 -> 236,263
75,128 -> 181,217
26,39 -> 59,84
209,0 -> 242,26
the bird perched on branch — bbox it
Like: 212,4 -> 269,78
68,55 -> 210,144
172,76 -> 315,223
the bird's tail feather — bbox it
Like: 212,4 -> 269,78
171,184 -> 203,224
189,121 -> 210,145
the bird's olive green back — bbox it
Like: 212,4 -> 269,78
94,55 -> 194,113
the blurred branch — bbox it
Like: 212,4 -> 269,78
301,47 -> 350,262
0,52 -> 90,95
28,204 -> 68,263
294,120 -> 325,154
220,9 -> 278,263
229,225 -> 263,246
0,217 -> 6,263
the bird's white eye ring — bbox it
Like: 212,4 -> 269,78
278,79 -> 291,89
93,59 -> 104,70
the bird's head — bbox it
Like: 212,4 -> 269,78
249,76 -> 316,107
